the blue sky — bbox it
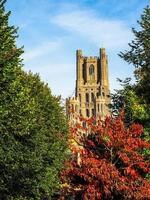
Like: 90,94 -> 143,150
6,0 -> 150,98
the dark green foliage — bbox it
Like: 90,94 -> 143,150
0,71 -> 68,199
0,0 -> 23,87
0,1 -> 68,199
119,6 -> 150,106
110,78 -> 150,127
111,6 -> 150,128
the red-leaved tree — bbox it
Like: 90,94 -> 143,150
60,113 -> 150,200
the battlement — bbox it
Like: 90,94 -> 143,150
84,57 -> 98,62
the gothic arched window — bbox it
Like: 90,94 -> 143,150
79,94 -> 81,102
86,109 -> 90,117
91,93 -> 95,102
92,109 -> 95,116
79,109 -> 82,116
89,64 -> 94,75
86,93 -> 89,103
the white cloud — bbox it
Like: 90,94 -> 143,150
23,40 -> 62,62
52,10 -> 133,50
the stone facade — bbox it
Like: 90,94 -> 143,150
66,48 -> 110,124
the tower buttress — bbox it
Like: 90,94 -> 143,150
76,50 -> 83,82
76,50 -> 83,96
100,48 -> 109,87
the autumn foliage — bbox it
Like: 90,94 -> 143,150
60,113 -> 150,200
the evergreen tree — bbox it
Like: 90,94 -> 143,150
110,78 -> 150,127
0,1 -> 68,199
0,0 -> 23,88
111,6 -> 150,128
119,6 -> 150,105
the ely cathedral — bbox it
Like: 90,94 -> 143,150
66,48 -> 110,124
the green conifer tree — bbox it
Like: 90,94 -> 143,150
119,6 -> 150,105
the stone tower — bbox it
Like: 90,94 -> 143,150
66,48 -> 110,124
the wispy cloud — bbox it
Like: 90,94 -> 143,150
23,40 -> 62,62
52,9 -> 133,50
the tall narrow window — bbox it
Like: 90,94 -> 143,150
86,93 -> 89,103
89,64 -> 94,75
86,109 -> 90,117
79,94 -> 81,102
91,93 -> 95,102
92,109 -> 95,116
79,109 -> 82,116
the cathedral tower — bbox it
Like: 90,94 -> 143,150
66,48 -> 110,123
